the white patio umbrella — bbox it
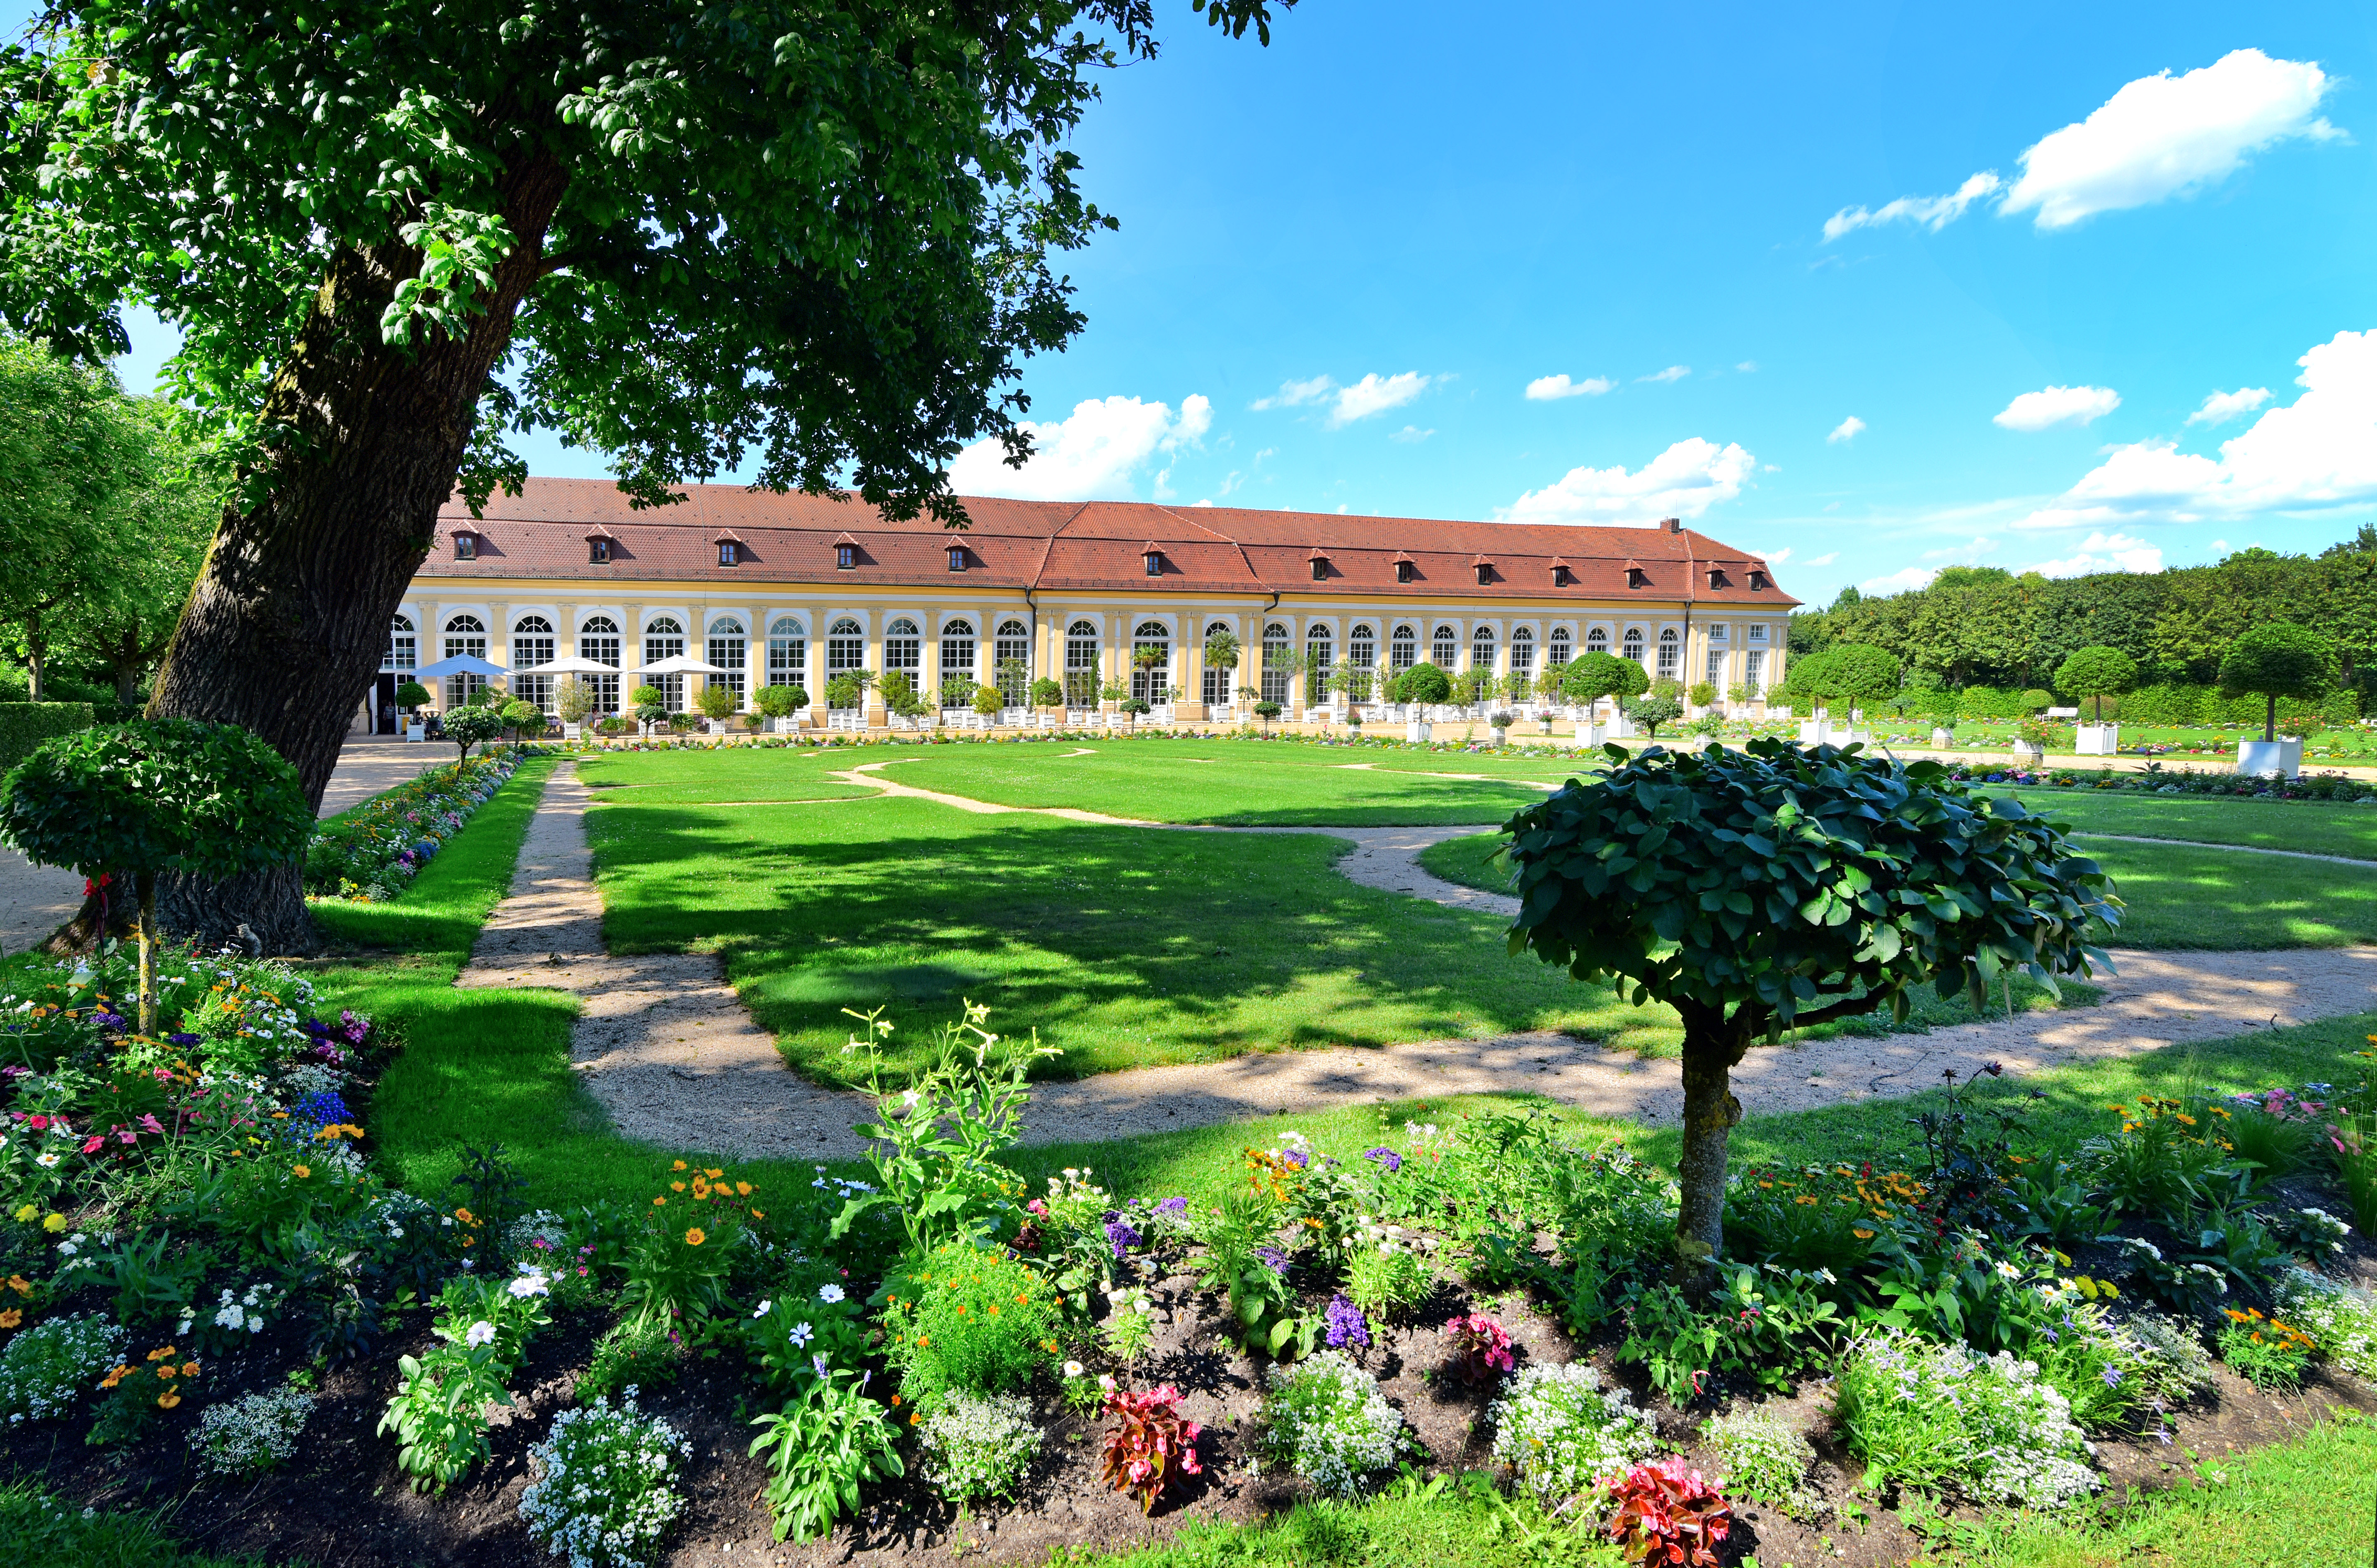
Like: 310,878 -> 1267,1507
513,653 -> 622,675
410,653 -> 508,680
628,653 -> 733,676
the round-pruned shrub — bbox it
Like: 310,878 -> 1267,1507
917,1389 -> 1043,1504
1256,1349 -> 1408,1497
1487,1361 -> 1655,1505
1398,662 -> 1453,706
881,1243 -> 1058,1411
518,1392 -> 693,1568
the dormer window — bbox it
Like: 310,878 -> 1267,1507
1394,558 -> 1415,584
718,541 -> 739,566
1309,555 -> 1328,582
1474,561 -> 1493,586
453,532 -> 477,561
950,546 -> 968,573
836,543 -> 857,570
1146,551 -> 1164,577
1708,568 -> 1729,590
588,536 -> 612,564
1626,566 -> 1648,589
1749,569 -> 1769,591
1551,560 -> 1572,587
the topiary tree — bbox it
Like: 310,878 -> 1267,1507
1789,643 -> 1899,712
1502,740 -> 2115,1289
2053,646 -> 2138,723
0,719 -> 310,1030
394,679 -> 431,715
501,698 -> 543,738
1687,680 -> 1719,709
1399,662 -> 1452,707
1630,694 -> 1685,737
443,702 -> 508,772
971,684 -> 1003,717
755,683 -> 799,723
1563,652 -> 1635,712
2017,688 -> 2055,715
2217,624 -> 2336,742
1028,676 -> 1063,708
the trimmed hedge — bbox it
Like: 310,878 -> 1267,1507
0,703 -> 95,771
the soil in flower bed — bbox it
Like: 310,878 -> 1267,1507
10,1240 -> 2377,1568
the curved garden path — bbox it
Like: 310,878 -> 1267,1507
456,756 -> 2377,1160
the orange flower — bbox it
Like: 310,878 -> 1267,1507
705,1168 -> 724,1180
0,1310 -> 19,1330
157,1392 -> 181,1409
157,1365 -> 177,1381
181,1362 -> 200,1378
4,1276 -> 27,1296
292,1164 -> 311,1179
749,1209 -> 765,1220
455,1207 -> 477,1225
735,1181 -> 753,1197
910,1411 -> 922,1425
1852,1228 -> 1876,1240
148,1347 -> 176,1361
684,1227 -> 707,1246
99,1365 -> 126,1389
652,1197 -> 667,1207
670,1180 -> 687,1193
672,1159 -> 688,1171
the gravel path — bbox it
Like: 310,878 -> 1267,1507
453,759 -> 2377,1159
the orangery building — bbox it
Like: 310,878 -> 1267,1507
366,479 -> 1798,733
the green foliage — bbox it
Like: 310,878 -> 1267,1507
378,1343 -> 513,1493
577,1316 -> 686,1403
441,703 -> 508,766
1397,662 -> 1452,705
518,1394 -> 692,1568
1255,1350 -> 1409,1498
1782,641 -> 1900,707
1486,1362 -> 1656,1507
1617,1264 -> 1842,1400
2217,1309 -> 2313,1391
0,1312 -> 122,1422
394,680 -> 432,710
2054,645 -> 2138,721
1834,1329 -> 2097,1506
1629,694 -> 1684,736
0,704 -> 93,770
1562,651 -> 1646,707
1704,1406 -> 1817,1517
1029,677 -> 1064,706
0,718 -> 306,883
1687,681 -> 1718,707
881,1241 -> 1059,1410
755,682 -> 802,719
2218,622 -> 2337,740
748,1373 -> 904,1544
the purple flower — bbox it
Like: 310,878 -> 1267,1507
2100,1363 -> 2123,1389
1280,1147 -> 1310,1170
1254,1245 -> 1291,1276
1324,1293 -> 1370,1350
1156,1196 -> 1188,1218
166,1033 -> 201,1048
1103,1211 -> 1143,1259
1362,1146 -> 1403,1173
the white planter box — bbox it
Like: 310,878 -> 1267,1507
1607,714 -> 1637,739
561,722 -> 582,740
2010,741 -> 2045,765
1407,720 -> 1433,743
1576,722 -> 1606,745
1929,728 -> 1955,748
404,723 -> 426,742
2075,724 -> 2119,756
2238,737 -> 2303,779
1798,719 -> 1831,746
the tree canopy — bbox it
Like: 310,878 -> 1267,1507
1562,651 -> 1646,707
2053,646 -> 2138,722
2217,623 -> 2336,742
1502,740 -> 2115,1279
1781,642 -> 1898,708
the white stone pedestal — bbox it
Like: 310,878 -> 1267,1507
2237,737 -> 2303,779
2075,724 -> 2119,756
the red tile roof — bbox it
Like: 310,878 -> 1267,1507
430,479 -> 1798,606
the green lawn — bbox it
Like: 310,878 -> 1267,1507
1420,828 -> 2377,951
574,745 -> 883,804
1990,785 -> 2377,861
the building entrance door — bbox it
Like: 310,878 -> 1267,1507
374,673 -> 399,735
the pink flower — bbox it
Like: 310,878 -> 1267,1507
81,1135 -> 104,1154
138,1114 -> 165,1135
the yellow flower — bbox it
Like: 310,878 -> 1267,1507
181,1361 -> 200,1378
735,1181 -> 753,1197
749,1208 -> 765,1220
670,1180 -> 687,1193
1852,1228 -> 1875,1240
672,1159 -> 688,1171
652,1196 -> 667,1207
684,1227 -> 706,1246
292,1164 -> 311,1179
41,1214 -> 65,1233
0,1309 -> 20,1330
705,1168 -> 724,1180
157,1392 -> 181,1409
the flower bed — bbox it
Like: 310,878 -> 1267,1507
304,751 -> 530,900
6,990 -> 2377,1566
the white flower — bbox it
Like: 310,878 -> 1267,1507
817,1283 -> 844,1304
34,1153 -> 58,1169
465,1320 -> 497,1348
508,1270 -> 550,1299
789,1322 -> 814,1347
1064,1360 -> 1085,1378
753,1300 -> 772,1318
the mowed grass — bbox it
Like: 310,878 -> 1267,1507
585,792 -> 1680,1084
574,746 -> 882,804
1420,824 -> 2377,951
868,738 -> 1559,824
1989,783 -> 2377,861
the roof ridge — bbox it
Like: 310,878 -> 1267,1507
1154,503 -> 1264,585
1029,502 -> 1091,592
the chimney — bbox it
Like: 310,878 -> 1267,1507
1663,517 -> 1682,534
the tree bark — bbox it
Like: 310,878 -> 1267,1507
145,152 -> 571,953
1673,998 -> 1753,1295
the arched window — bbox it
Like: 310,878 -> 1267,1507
1131,620 -> 1171,704
827,617 -> 866,707
1202,619 -> 1235,708
1548,626 -> 1572,667
1510,625 -> 1536,682
579,615 -> 621,716
1470,625 -> 1495,677
767,615 -> 807,692
1065,619 -> 1101,706
994,619 -> 1030,704
384,615 -> 416,673
1390,624 -> 1417,673
1431,625 -> 1457,669
443,614 -> 487,707
1348,624 -> 1377,702
512,615 -> 557,714
883,618 -> 921,700
643,616 -> 686,710
1622,626 -> 1645,668
1587,626 -> 1609,654
1262,621 -> 1294,707
707,616 -> 747,711
1305,624 -> 1332,707
940,618 -> 977,705
1657,626 -> 1680,682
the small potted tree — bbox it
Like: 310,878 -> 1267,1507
2220,623 -> 2334,779
1199,631 -> 1239,722
755,682 -> 805,733
629,683 -> 667,737
553,675 -> 595,741
1488,709 -> 1515,745
395,680 -> 431,740
1687,680 -> 1718,716
695,679 -> 737,736
502,697 -> 544,743
1504,740 -> 2112,1291
2055,646 -> 2136,756
443,701 -> 509,774
1631,691 -> 1685,739
881,670 -> 929,730
0,719 -> 312,1032
1029,676 -> 1064,725
971,682 -> 1003,727
1098,676 -> 1128,727
1398,662 -> 1451,742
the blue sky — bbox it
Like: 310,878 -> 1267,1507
45,1 -> 2377,609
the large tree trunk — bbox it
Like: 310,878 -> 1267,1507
1673,998 -> 1754,1295
145,155 -> 570,953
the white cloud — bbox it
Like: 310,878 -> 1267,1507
2186,386 -> 2273,426
1389,425 -> 1435,444
1821,50 -> 2339,241
1525,373 -> 1616,401
1824,172 -> 2004,241
946,393 -> 1210,502
1994,385 -> 2121,432
1498,437 -> 1757,527
1329,372 -> 1429,426
1805,551 -> 1840,567
1859,566 -> 1939,594
1921,536 -> 1997,562
1190,498 -> 1214,508
1736,361 -> 1759,373
1828,415 -> 1866,444
2002,49 -> 2341,230
1252,375 -> 1334,411
2019,329 -> 2377,530
1759,547 -> 1793,564
1638,365 -> 1690,384
2023,531 -> 2166,576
